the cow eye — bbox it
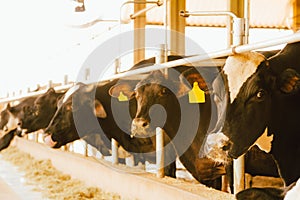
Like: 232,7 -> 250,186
256,90 -> 265,99
34,110 -> 39,116
160,88 -> 168,96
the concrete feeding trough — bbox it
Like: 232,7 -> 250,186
12,137 -> 235,200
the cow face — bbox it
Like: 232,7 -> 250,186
44,84 -> 107,148
111,70 -> 186,138
0,104 -> 18,135
203,51 -> 300,162
21,88 -> 64,133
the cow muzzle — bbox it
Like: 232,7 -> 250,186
200,132 -> 232,163
131,118 -> 152,137
43,134 -> 57,147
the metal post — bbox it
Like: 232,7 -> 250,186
64,75 -> 68,85
115,58 -> 121,74
112,138 -> 119,164
133,0 -> 146,64
156,127 -> 164,178
233,157 -> 245,193
48,80 -> 53,88
231,5 -> 247,193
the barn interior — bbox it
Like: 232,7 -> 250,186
0,0 -> 299,199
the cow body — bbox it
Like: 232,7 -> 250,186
203,42 -> 300,187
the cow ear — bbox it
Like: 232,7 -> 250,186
175,81 -> 191,97
109,82 -> 135,100
94,99 -> 107,118
46,87 -> 55,94
6,103 -> 11,111
176,69 -> 210,97
277,68 -> 300,94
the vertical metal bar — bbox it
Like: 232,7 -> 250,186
133,0 -> 146,64
157,44 -> 168,76
233,157 -> 245,193
115,58 -> 121,74
64,75 -> 68,85
156,127 -> 164,178
244,0 -> 250,44
232,6 -> 246,193
112,138 -> 119,164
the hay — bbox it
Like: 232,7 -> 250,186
0,146 -> 124,200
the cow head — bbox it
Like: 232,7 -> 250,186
20,88 -> 65,133
0,104 -> 19,135
202,50 -> 300,163
44,84 -> 107,148
110,70 -> 188,138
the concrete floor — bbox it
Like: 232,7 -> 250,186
0,156 -> 45,200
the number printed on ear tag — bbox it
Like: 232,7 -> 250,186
188,82 -> 205,103
118,91 -> 129,101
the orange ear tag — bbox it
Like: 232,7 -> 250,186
118,91 -> 129,102
188,82 -> 205,103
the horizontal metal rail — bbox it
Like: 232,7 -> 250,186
1,32 -> 300,104
180,10 -> 238,18
97,32 -> 300,82
0,83 -> 74,104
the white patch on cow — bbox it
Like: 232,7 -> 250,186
223,52 -> 265,103
6,112 -> 19,133
284,178 -> 300,200
254,128 -> 273,153
205,132 -> 230,163
62,84 -> 81,104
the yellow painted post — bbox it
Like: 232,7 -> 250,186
293,0 -> 300,32
134,0 -> 146,64
168,0 -> 186,55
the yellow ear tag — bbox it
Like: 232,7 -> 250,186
118,91 -> 128,101
188,82 -> 205,103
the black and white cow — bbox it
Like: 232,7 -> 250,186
0,97 -> 37,135
202,42 -> 300,189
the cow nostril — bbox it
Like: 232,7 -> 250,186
222,141 -> 232,151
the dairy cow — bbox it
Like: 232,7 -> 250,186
201,42 -> 300,197
110,60 -> 227,187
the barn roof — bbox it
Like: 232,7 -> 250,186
144,0 -> 293,29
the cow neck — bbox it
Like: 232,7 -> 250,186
177,97 -> 215,182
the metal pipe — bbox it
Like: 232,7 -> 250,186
180,10 -> 238,19
156,127 -> 165,178
95,32 -> 300,83
130,3 -> 162,19
120,0 -> 162,23
232,15 -> 246,193
244,0 -> 250,44
0,83 -> 74,104
1,33 -> 300,103
112,138 -> 119,165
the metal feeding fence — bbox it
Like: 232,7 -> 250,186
1,0 -> 300,198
